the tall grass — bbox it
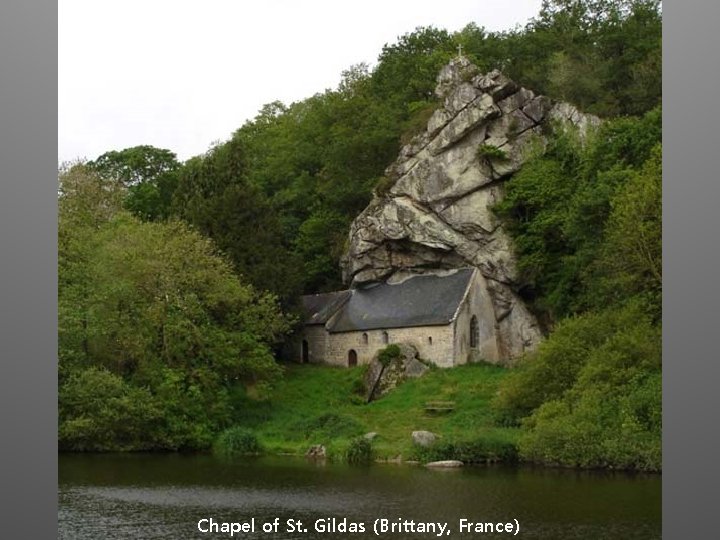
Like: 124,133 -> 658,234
229,362 -> 518,461
213,427 -> 262,457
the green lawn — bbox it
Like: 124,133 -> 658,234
231,362 -> 520,461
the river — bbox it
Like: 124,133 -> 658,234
59,453 -> 660,539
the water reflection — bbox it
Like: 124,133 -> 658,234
59,454 -> 660,539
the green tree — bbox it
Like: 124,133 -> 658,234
58,166 -> 290,450
82,214 -> 287,383
492,301 -> 661,471
494,107 -> 661,320
58,163 -> 125,379
517,313 -> 661,471
371,26 -> 454,104
172,137 -> 303,305
458,0 -> 663,117
59,368 -> 162,451
592,144 -> 662,314
294,210 -> 350,292
89,145 -> 181,221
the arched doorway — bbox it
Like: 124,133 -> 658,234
348,349 -> 358,367
301,340 -> 309,363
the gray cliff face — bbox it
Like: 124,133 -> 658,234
340,57 -> 600,362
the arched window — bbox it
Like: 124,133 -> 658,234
382,331 -> 389,344
470,316 -> 479,349
362,332 -> 368,345
428,336 -> 433,345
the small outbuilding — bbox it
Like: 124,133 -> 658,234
296,268 -> 500,368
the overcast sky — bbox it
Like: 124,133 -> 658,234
59,0 -> 542,164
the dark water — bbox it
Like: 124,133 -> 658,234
59,454 -> 660,539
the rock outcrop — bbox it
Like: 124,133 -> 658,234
412,430 -> 438,447
364,343 -> 428,402
341,57 -> 600,361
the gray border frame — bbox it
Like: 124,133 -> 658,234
0,0 -> 57,537
663,0 -> 720,538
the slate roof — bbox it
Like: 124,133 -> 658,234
309,268 -> 475,333
302,290 -> 352,325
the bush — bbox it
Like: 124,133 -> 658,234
491,109 -> 661,321
413,437 -> 518,464
476,144 -> 508,162
517,320 -> 661,471
374,175 -> 396,197
58,368 -> 163,452
213,427 -> 263,457
345,437 -> 374,465
491,302 -> 651,426
377,344 -> 402,367
492,299 -> 661,471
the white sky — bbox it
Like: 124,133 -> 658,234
59,0 -> 542,163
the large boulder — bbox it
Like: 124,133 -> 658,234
364,343 -> 428,402
341,59 -> 600,362
412,430 -> 438,447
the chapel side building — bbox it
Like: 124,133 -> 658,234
296,268 -> 500,368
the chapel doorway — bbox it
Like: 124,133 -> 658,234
348,349 -> 358,367
301,340 -> 309,363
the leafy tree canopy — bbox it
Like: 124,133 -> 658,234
59,165 -> 290,450
88,145 -> 182,221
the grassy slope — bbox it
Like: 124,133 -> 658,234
233,362 -> 520,460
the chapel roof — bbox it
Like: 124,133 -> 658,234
301,290 -> 352,325
301,268 -> 475,333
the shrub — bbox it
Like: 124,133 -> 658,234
58,367 -> 163,452
413,437 -> 518,464
213,427 -> 263,457
491,302 -> 651,426
491,299 -> 661,471
517,319 -> 661,471
345,437 -> 374,465
374,175 -> 396,197
476,144 -> 509,162
377,344 -> 402,367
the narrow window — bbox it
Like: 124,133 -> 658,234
470,316 -> 479,349
382,331 -> 389,344
428,336 -> 433,345
362,332 -> 368,345
301,340 -> 309,363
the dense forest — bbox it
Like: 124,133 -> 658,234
59,0 -> 662,469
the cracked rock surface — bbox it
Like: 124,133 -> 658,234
340,57 -> 600,361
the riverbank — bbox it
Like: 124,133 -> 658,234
232,362 -> 520,462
